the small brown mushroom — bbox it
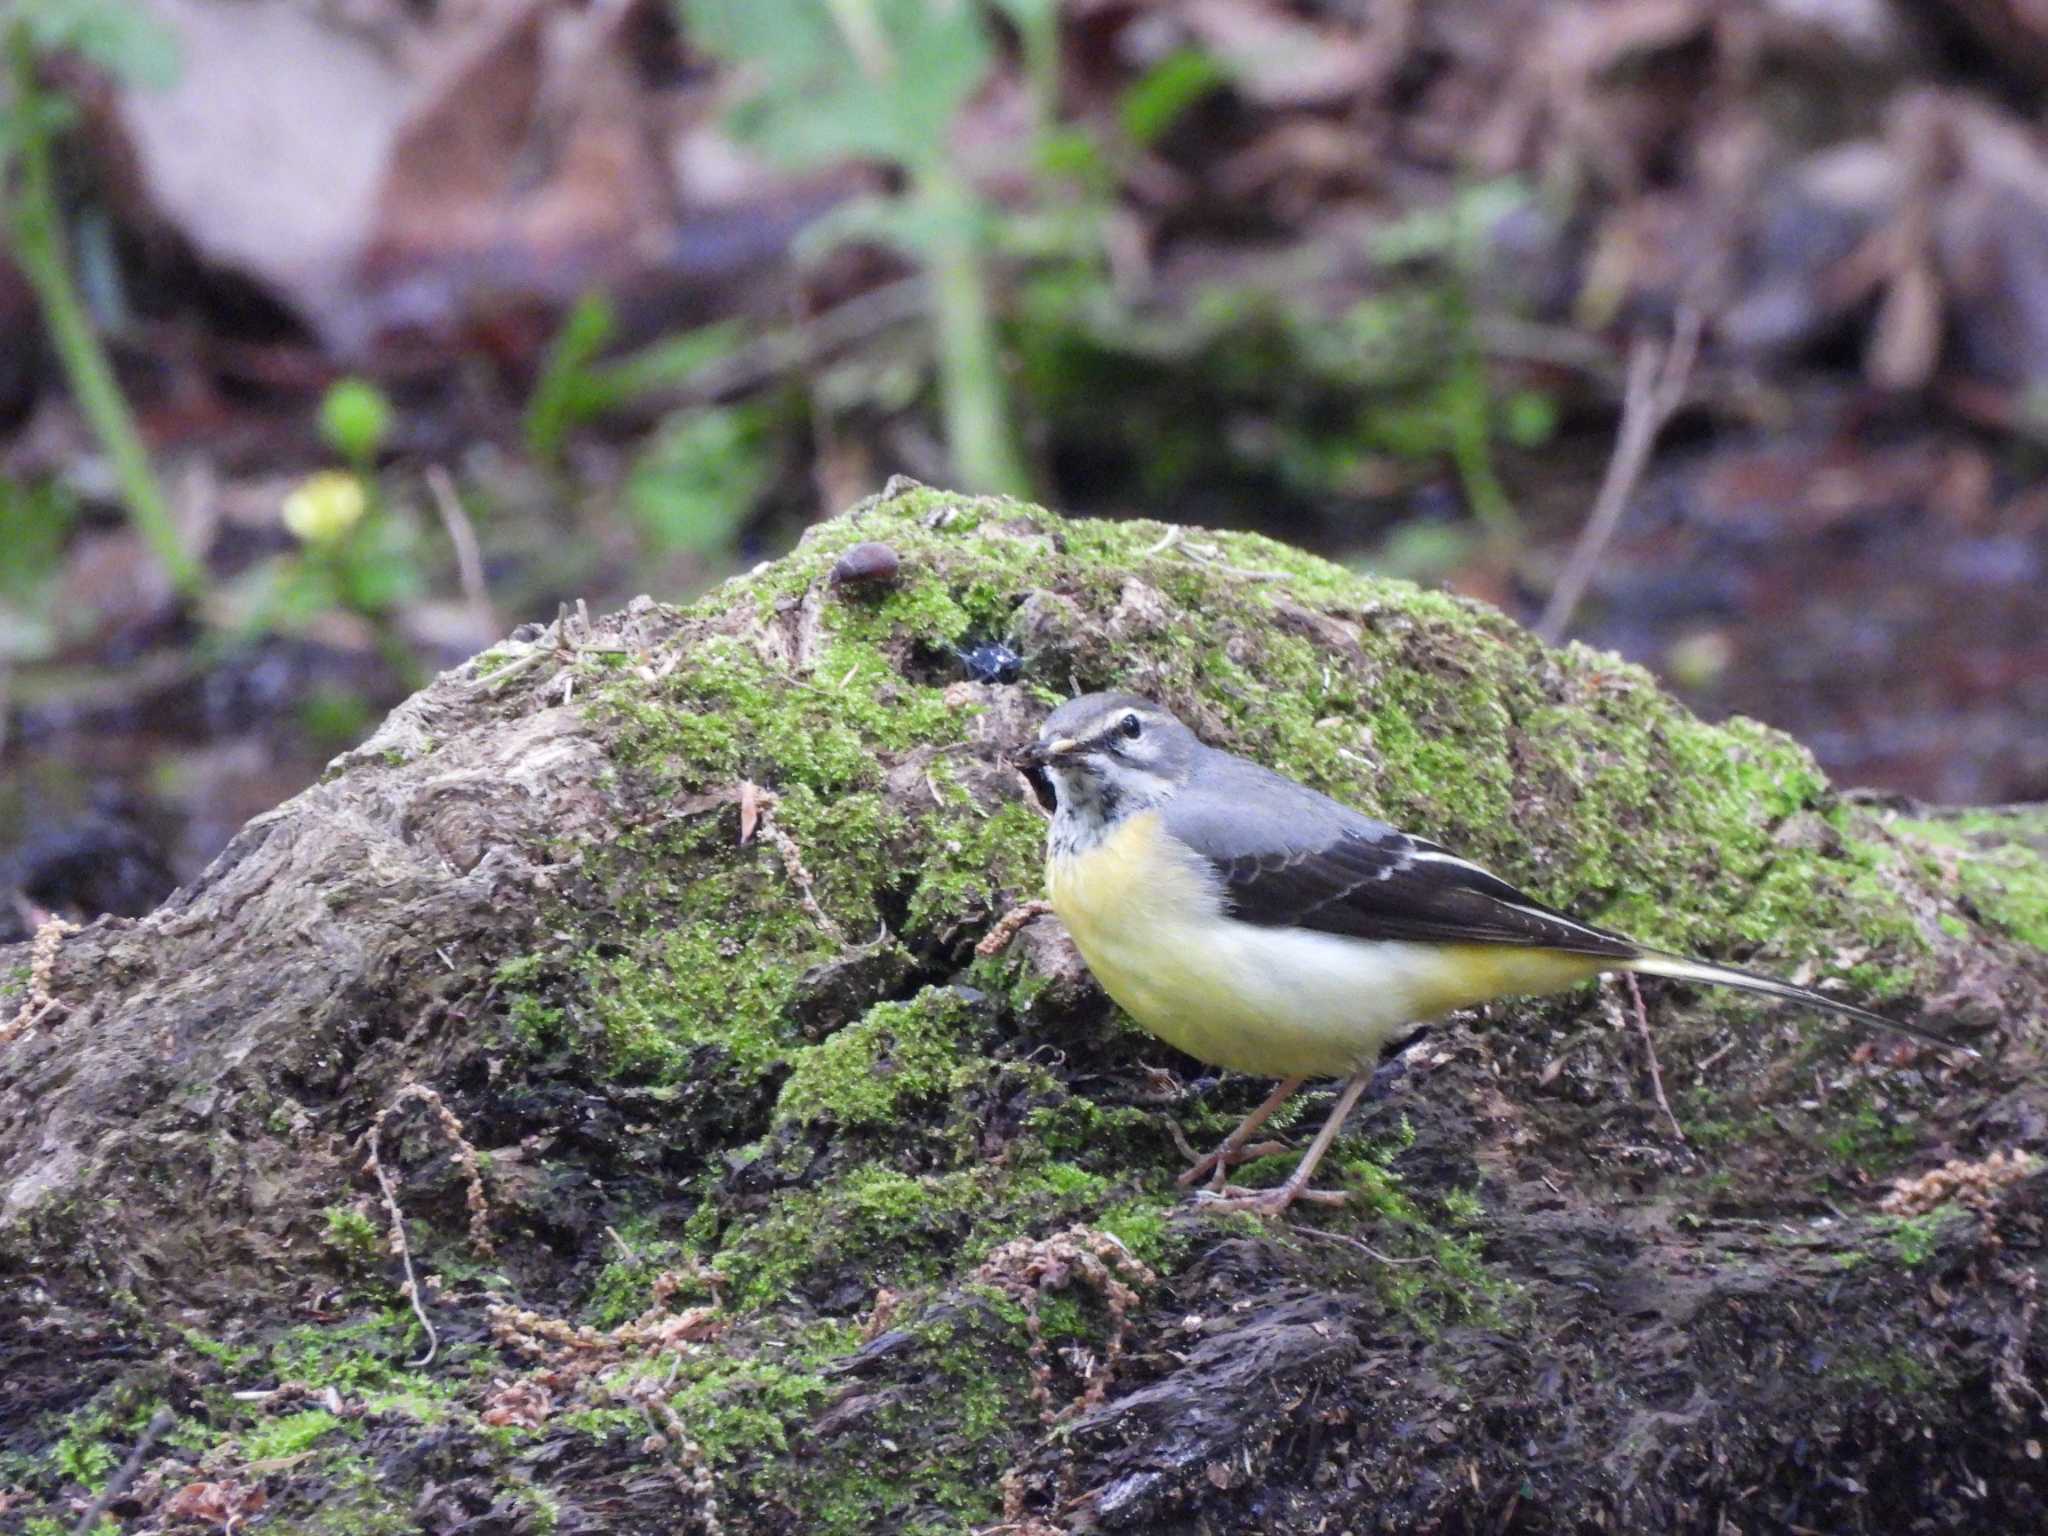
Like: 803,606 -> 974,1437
829,541 -> 901,590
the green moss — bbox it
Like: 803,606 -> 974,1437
264,1458 -> 420,1535
1877,1209 -> 1950,1267
669,1360 -> 831,1461
583,1228 -> 709,1328
321,1205 -> 381,1265
264,1313 -> 442,1396
49,1412 -> 119,1489
241,1409 -> 344,1461
775,988 -> 975,1128
680,1312 -> 1023,1535
1818,1102 -> 1920,1171
545,481 -> 1968,1114
1893,816 -> 2048,951
712,1157 -> 1119,1308
1824,1341 -> 1945,1399
1023,1093 -> 1154,1160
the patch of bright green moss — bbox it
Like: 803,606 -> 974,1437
775,988 -> 975,1128
321,1204 -> 381,1265
712,1157 -> 1117,1308
1877,1209 -> 1951,1267
263,1313 -> 441,1396
240,1409 -> 344,1461
1893,816 -> 2048,952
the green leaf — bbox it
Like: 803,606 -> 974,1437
524,292 -> 619,467
679,0 -> 991,172
1119,49 -> 1227,147
626,405 -> 770,556
1501,388 -> 1558,449
599,319 -> 747,400
318,377 -> 394,464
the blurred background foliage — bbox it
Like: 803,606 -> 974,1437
3,0 -> 2047,930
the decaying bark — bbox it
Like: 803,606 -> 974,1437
2,485 -> 2044,1534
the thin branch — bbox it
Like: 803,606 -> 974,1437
425,465 -> 495,638
1624,972 -> 1686,1144
71,1407 -> 174,1536
364,1117 -> 438,1367
1535,308 -> 1702,643
618,278 -> 929,414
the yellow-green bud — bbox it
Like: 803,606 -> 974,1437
282,471 -> 367,544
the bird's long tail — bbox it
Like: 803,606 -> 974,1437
1623,952 -> 1976,1056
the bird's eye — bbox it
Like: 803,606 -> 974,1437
1119,713 -> 1142,740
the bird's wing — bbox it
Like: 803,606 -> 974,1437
1164,754 -> 1640,959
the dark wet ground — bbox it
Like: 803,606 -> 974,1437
1556,432 -> 2048,805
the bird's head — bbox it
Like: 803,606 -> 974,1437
1014,693 -> 1198,829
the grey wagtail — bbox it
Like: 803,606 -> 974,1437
1014,692 -> 1969,1216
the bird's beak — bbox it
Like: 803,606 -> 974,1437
1013,737 -> 1074,770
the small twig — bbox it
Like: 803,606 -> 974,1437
361,1082 -> 496,1367
473,644 -> 550,692
742,785 -> 846,944
1288,1223 -> 1435,1267
1138,523 -> 1291,581
70,1406 -> 174,1536
976,901 -> 1052,958
425,465 -> 495,638
364,1118 -> 438,1367
1623,973 -> 1686,1144
1177,539 -> 1292,581
1138,524 -> 1185,558
3,915 -> 77,1047
1694,1038 -> 1738,1079
1536,307 -> 1702,643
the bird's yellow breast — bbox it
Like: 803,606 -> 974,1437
1046,812 -> 1607,1078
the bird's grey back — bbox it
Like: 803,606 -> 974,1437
1166,744 -> 1395,861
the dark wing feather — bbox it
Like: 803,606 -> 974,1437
1164,749 -> 1639,959
1210,830 -> 1640,957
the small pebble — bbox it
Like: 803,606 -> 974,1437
829,541 -> 901,589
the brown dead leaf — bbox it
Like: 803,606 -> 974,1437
364,0 -> 678,288
480,1376 -> 555,1430
1182,0 -> 1388,107
162,1480 -> 268,1529
113,0 -> 411,332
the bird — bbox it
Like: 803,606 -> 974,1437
1013,691 -> 1971,1216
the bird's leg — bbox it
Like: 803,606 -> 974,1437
1177,1076 -> 1306,1192
1199,1069 -> 1374,1215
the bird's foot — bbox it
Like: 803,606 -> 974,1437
1191,1182 -> 1351,1216
1176,1139 -> 1291,1190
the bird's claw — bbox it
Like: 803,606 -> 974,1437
1176,1139 -> 1290,1189
1191,1183 -> 1352,1215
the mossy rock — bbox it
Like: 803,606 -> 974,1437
2,482 -> 2043,1533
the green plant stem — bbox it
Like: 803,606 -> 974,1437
1440,284 -> 1517,546
3,24 -> 200,600
922,175 -> 1030,497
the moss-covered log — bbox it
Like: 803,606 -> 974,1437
3,482 -> 2045,1533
